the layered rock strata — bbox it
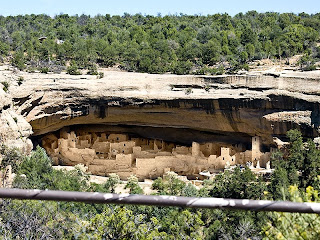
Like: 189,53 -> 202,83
0,67 -> 319,170
11,70 -> 320,147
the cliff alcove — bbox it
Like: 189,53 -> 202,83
36,123 -> 273,180
6,70 -> 320,179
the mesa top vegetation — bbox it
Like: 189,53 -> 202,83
0,11 -> 320,74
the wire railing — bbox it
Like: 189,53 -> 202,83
0,188 -> 320,213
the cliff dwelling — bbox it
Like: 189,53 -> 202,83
40,125 -> 273,180
7,71 -> 320,181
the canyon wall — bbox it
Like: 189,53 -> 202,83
0,68 -> 33,154
10,71 -> 320,149
1,67 -> 320,158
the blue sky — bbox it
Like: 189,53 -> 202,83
1,0 -> 319,17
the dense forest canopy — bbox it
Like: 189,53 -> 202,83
0,11 -> 320,74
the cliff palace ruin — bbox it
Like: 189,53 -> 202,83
2,66 -> 320,181
42,127 -> 273,180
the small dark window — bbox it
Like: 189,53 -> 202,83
117,137 -> 119,141
124,144 -> 126,146
122,150 -> 124,153
223,157 -> 224,160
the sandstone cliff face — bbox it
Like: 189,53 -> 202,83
0,68 -> 33,153
0,88 -> 11,110
7,69 -> 320,149
0,109 -> 33,153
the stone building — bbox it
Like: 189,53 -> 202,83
42,129 -> 272,180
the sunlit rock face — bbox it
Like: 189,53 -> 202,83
0,75 -> 33,154
0,109 -> 33,153
13,72 -> 320,146
10,71 -> 320,156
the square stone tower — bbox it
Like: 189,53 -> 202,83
252,136 -> 261,162
192,142 -> 200,157
221,147 -> 230,157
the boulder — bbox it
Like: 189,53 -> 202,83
0,109 -> 33,154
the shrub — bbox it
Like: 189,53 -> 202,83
303,64 -> 317,71
125,175 -> 143,194
11,52 -> 25,71
87,64 -> 98,75
216,65 -> 225,75
67,65 -> 81,75
13,146 -> 89,191
194,67 -> 207,75
97,72 -> 104,79
152,171 -> 186,195
104,173 -> 121,193
262,186 -> 320,239
40,67 -> 49,74
173,61 -> 192,75
1,81 -> 9,92
17,76 -> 24,86
204,85 -> 210,92
0,145 -> 23,172
27,67 -> 36,73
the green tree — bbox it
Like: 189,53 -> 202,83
172,60 -> 192,75
152,171 -> 186,195
0,145 -> 23,172
263,185 -> 320,240
299,50 -> 316,71
201,39 -> 222,65
11,51 -> 26,70
125,175 -> 143,194
182,183 -> 198,197
0,41 -> 9,56
264,40 -> 276,59
14,146 -> 53,189
205,166 -> 266,199
0,200 -> 71,239
13,147 -> 89,191
104,173 -> 121,193
80,206 -> 167,239
287,129 -> 305,186
246,43 -> 256,60
67,61 -> 81,75
160,209 -> 204,239
302,139 -> 320,188
1,12 -> 320,75
269,151 -> 290,200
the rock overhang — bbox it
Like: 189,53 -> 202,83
6,70 -> 320,150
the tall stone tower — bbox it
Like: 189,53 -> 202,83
192,142 -> 200,157
252,136 -> 261,163
221,147 -> 230,157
